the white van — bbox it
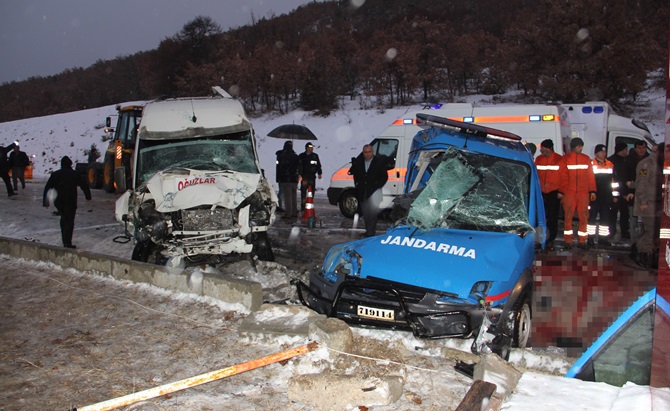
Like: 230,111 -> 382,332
115,87 -> 277,266
562,101 -> 656,157
327,103 -> 571,217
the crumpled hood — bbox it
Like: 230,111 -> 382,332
146,169 -> 261,212
353,226 -> 533,298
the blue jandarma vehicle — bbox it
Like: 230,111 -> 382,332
297,113 -> 546,358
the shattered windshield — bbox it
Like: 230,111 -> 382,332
136,131 -> 259,186
407,147 -> 532,233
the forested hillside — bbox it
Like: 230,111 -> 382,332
0,0 -> 666,122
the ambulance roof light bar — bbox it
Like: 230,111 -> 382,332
416,113 -> 522,141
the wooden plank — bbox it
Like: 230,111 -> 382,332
72,341 -> 318,411
455,380 -> 497,411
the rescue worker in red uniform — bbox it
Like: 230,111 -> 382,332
535,139 -> 563,250
587,144 -> 617,247
558,138 -> 596,249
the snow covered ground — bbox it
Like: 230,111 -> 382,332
1,90 -> 669,409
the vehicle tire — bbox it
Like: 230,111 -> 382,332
75,163 -> 89,179
103,155 -> 115,193
512,295 -> 532,348
338,190 -> 359,219
87,163 -> 102,189
252,232 -> 274,262
132,241 -> 168,265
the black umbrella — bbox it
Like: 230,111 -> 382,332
267,124 -> 317,140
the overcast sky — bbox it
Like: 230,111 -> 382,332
0,0 -> 322,85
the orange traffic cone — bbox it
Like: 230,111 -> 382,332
302,185 -> 317,228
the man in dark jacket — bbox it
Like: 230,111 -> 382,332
8,144 -> 30,190
349,144 -> 389,237
297,142 -> 322,210
43,156 -> 92,248
276,141 -> 300,219
0,141 -> 17,197
607,142 -> 630,239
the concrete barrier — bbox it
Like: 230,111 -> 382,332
0,236 -> 263,311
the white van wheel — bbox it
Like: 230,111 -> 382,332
339,190 -> 359,219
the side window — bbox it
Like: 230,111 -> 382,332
115,111 -> 142,149
614,136 -> 650,154
128,113 -> 141,147
116,113 -> 130,146
371,138 -> 399,168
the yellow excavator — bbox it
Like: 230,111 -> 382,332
87,104 -> 143,192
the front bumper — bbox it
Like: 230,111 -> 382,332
295,275 -> 499,339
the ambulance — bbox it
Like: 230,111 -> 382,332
328,102 -> 654,218
562,101 -> 656,158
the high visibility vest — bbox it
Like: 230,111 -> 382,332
559,152 -> 596,195
535,152 -> 563,193
591,158 -> 617,198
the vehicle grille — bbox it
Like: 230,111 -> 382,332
181,208 -> 235,231
348,276 -> 435,304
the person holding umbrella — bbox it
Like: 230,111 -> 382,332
276,141 -> 300,219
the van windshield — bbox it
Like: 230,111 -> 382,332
407,147 -> 532,233
136,131 -> 259,186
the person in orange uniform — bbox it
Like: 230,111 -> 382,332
535,139 -> 563,250
559,138 -> 597,249
587,144 -> 617,247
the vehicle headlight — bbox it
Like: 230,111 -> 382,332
321,245 -> 362,283
151,220 -> 169,240
469,281 -> 493,303
250,208 -> 270,226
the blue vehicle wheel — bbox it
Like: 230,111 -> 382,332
513,296 -> 532,348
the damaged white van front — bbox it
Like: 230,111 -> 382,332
115,87 -> 277,267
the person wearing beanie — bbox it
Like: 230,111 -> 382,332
558,138 -> 596,249
587,144 -> 617,247
570,137 -> 584,150
535,138 -> 562,250
297,142 -> 323,210
607,142 -> 631,240
42,155 -> 92,249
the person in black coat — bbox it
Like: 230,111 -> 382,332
43,156 -> 92,248
0,141 -> 17,197
607,142 -> 631,239
349,144 -> 389,237
297,142 -> 322,210
8,144 -> 30,190
276,141 -> 300,219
